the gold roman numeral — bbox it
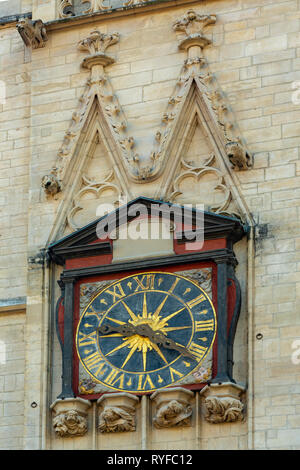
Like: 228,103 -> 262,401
78,331 -> 97,347
84,352 -> 105,373
104,369 -> 125,388
169,367 -> 184,383
105,283 -> 126,302
84,306 -> 103,321
189,342 -> 206,360
137,374 -> 155,391
133,274 -> 155,291
168,277 -> 180,293
195,319 -> 214,332
186,294 -> 206,309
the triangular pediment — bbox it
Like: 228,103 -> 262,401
48,197 -> 247,265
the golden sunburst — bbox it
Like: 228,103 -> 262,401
105,293 -> 189,371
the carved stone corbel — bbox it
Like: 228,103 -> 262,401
200,382 -> 245,424
50,398 -> 91,437
41,174 -> 61,195
16,18 -> 48,49
97,393 -> 139,433
150,387 -> 194,429
225,141 -> 252,171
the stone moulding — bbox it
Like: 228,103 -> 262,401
150,387 -> 194,429
50,397 -> 91,437
67,171 -> 123,230
97,392 -> 139,433
200,382 -> 245,424
42,9 -> 251,209
41,28 -> 132,197
58,0 -> 153,17
16,18 -> 48,49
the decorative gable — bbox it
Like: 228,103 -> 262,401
42,9 -> 253,239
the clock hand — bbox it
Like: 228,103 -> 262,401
99,322 -> 197,360
148,329 -> 196,360
98,323 -> 136,336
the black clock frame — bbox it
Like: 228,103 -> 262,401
49,197 -> 248,399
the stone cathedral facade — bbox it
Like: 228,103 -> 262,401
0,0 -> 300,451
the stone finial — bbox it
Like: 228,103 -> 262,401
78,30 -> 119,54
97,393 -> 139,433
78,30 -> 119,68
16,18 -> 48,49
200,382 -> 245,424
150,387 -> 194,429
50,398 -> 91,437
173,10 -> 216,50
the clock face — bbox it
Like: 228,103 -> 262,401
76,272 -> 217,393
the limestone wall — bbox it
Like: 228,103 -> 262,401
0,310 -> 26,450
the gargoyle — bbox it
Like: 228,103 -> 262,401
17,18 -> 48,49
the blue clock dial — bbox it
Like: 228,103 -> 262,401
76,272 -> 217,393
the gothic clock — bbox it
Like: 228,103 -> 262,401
76,271 -> 217,393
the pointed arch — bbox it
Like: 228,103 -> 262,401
46,92 -> 133,242
154,77 -> 252,222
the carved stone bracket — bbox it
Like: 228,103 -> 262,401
225,141 -> 251,171
16,18 -> 48,49
150,387 -> 194,429
50,398 -> 91,437
97,393 -> 139,433
41,174 -> 61,195
200,382 -> 245,424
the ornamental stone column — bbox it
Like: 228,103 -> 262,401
173,10 -> 216,76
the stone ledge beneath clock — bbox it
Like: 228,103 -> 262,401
200,382 -> 246,424
150,387 -> 194,428
97,392 -> 139,433
50,397 -> 91,437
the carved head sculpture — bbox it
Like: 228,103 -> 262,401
41,174 -> 61,195
53,409 -> 87,437
225,141 -> 251,170
64,410 -> 81,428
98,406 -> 135,433
163,400 -> 183,418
